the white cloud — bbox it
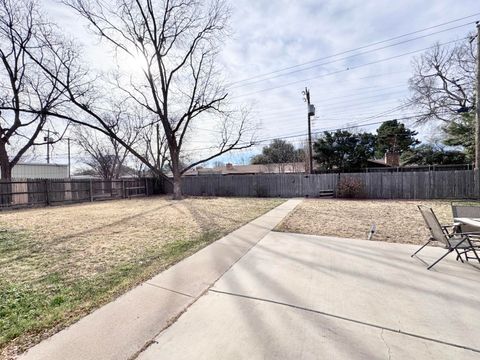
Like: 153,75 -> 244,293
39,0 -> 480,165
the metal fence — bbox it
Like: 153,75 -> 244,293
175,170 -> 480,200
0,178 -> 153,209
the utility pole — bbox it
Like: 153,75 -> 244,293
67,138 -> 71,178
303,87 -> 315,174
475,22 -> 480,170
45,129 -> 50,164
43,130 -> 57,165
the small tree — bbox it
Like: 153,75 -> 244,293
375,120 -> 419,158
251,139 -> 304,172
313,130 -> 376,171
138,122 -> 170,174
74,106 -> 140,180
443,112 -> 474,163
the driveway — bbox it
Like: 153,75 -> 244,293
138,232 -> 480,360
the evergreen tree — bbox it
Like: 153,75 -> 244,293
313,130 -> 376,171
443,112 -> 475,163
375,120 -> 419,158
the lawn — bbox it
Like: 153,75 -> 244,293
0,196 -> 284,359
276,199 -> 454,244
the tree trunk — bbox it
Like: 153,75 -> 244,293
172,170 -> 183,200
169,147 -> 183,200
0,142 -> 11,179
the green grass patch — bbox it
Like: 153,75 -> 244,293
0,229 -> 223,349
0,197 -> 284,357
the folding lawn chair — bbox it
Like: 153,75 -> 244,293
412,205 -> 480,270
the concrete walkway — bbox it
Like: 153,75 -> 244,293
137,232 -> 480,360
18,199 -> 302,360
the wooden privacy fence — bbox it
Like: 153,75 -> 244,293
178,173 -> 337,198
177,170 -> 480,200
0,178 -> 153,209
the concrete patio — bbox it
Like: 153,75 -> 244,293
138,232 -> 480,360
17,198 -> 480,360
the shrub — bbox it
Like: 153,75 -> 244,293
336,177 -> 365,198
255,185 -> 269,197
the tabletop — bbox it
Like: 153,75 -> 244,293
454,217 -> 480,228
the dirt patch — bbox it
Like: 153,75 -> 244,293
276,199 -> 453,244
0,196 -> 283,359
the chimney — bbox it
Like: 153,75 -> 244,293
384,151 -> 400,167
226,163 -> 233,170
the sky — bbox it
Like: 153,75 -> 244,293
39,0 -> 480,169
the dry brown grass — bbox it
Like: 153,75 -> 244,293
1,196 -> 282,283
0,196 -> 283,359
277,199 -> 454,245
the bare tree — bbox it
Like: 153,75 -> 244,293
43,0 -> 254,199
408,39 -> 476,124
0,0 -> 68,178
74,106 -> 141,179
138,122 -> 170,174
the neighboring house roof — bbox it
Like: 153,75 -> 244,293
367,159 -> 393,167
183,162 -> 306,176
367,151 -> 401,168
71,175 -> 102,179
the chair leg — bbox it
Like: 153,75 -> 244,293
427,249 -> 453,270
467,241 -> 480,263
455,249 -> 465,263
411,239 -> 431,258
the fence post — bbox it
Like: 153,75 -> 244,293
476,169 -> 480,200
89,180 -> 93,202
44,179 -> 50,206
122,180 -> 126,198
334,172 -> 341,198
144,177 -> 148,196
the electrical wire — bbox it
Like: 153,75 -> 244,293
230,37 -> 470,99
226,13 -> 480,86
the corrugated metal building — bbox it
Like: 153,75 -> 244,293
1,163 -> 69,179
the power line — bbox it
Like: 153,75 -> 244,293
259,100 -> 407,125
226,13 -> 480,86
244,69 -> 412,108
251,83 -> 408,118
229,22 -> 474,90
259,108 -> 416,136
257,90 -> 407,122
180,113 -> 433,153
230,37 -> 470,99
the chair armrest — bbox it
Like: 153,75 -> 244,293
449,232 -> 480,244
442,223 -> 461,235
456,232 -> 480,236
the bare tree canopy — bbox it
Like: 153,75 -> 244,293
408,38 -> 476,124
53,0 -> 255,198
0,0 -> 68,178
138,121 -> 170,174
73,106 -> 142,179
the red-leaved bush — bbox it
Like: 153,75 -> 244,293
336,177 -> 365,198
